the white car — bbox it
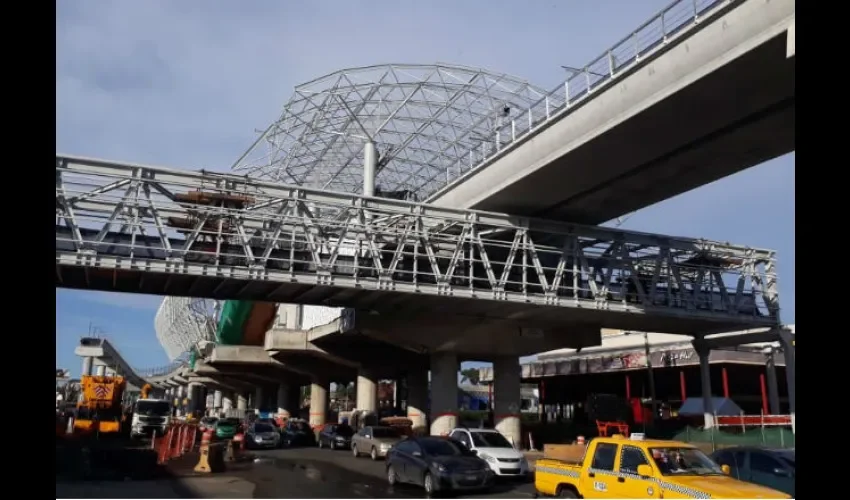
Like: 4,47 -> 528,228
448,427 -> 530,478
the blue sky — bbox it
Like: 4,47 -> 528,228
56,0 -> 794,376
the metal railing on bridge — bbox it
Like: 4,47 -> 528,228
56,155 -> 779,327
427,0 -> 733,201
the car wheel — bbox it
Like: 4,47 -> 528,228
352,444 -> 359,457
558,486 -> 578,498
387,465 -> 397,486
371,447 -> 379,461
423,472 -> 435,496
329,440 -> 336,450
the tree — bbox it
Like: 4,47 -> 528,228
459,368 -> 481,386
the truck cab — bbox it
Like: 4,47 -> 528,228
130,398 -> 171,439
535,435 -> 790,499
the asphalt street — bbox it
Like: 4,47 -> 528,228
242,446 -> 537,499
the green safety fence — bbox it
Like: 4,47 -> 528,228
215,300 -> 254,345
670,426 -> 795,451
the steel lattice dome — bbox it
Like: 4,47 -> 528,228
154,297 -> 219,362
231,63 -> 549,198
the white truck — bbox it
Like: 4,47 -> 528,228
130,398 -> 172,439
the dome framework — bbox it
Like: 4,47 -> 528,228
154,296 -> 219,362
231,63 -> 550,198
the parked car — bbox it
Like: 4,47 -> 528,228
711,446 -> 795,497
448,427 -> 531,479
318,423 -> 354,450
352,425 -> 403,460
214,418 -> 241,440
386,436 -> 494,496
245,421 -> 281,449
281,418 -> 314,447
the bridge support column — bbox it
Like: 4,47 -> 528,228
356,368 -> 378,413
213,390 -> 223,412
95,365 -> 105,376
309,379 -> 329,428
276,383 -> 292,419
222,393 -> 233,413
254,386 -> 265,413
779,329 -> 795,434
406,370 -> 429,433
81,357 -> 93,377
765,351 -> 781,415
236,393 -> 248,412
430,352 -> 459,436
187,382 -> 203,418
493,356 -> 522,448
693,340 -> 715,429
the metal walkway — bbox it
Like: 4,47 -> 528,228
56,155 -> 779,333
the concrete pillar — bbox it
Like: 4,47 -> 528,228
95,365 -> 105,376
222,394 -> 233,413
236,394 -> 248,411
779,329 -> 795,434
430,352 -> 459,436
356,368 -> 378,412
276,383 -> 292,418
309,380 -> 329,428
81,357 -> 93,377
407,369 -> 429,431
213,390 -> 223,410
693,341 -> 716,429
493,356 -> 522,447
187,382 -> 203,417
254,386 -> 265,412
105,367 -> 116,377
765,351 -> 781,415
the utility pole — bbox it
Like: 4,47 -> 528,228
644,331 -> 658,423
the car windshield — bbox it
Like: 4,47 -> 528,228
420,438 -> 467,457
253,424 -> 274,433
201,417 -> 217,425
470,431 -> 513,448
135,401 -> 170,416
335,425 -> 354,437
258,419 -> 278,427
218,419 -> 239,427
649,447 -> 723,476
372,427 -> 400,439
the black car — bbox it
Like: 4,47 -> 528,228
318,423 -> 354,450
245,422 -> 281,449
281,419 -> 315,447
386,436 -> 494,496
711,446 -> 795,497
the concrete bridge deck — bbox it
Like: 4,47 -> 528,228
427,0 -> 795,224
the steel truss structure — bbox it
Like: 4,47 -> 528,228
154,296 -> 219,362
231,63 -> 550,198
56,155 -> 779,329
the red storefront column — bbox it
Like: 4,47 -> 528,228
679,371 -> 687,401
759,374 -> 769,415
625,375 -> 631,400
722,367 -> 730,399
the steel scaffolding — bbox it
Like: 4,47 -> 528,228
56,155 -> 779,327
154,296 -> 219,362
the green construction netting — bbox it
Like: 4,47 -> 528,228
189,351 -> 197,371
216,300 -> 254,345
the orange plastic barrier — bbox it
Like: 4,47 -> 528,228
596,420 -> 629,437
153,423 -> 199,464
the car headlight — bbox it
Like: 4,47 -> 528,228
432,462 -> 447,473
254,436 -> 262,442
479,453 -> 496,463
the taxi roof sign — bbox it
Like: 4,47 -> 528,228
630,433 -> 646,440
